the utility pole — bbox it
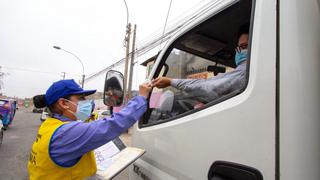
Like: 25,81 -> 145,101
0,66 -> 7,96
61,72 -> 66,79
128,24 -> 137,99
123,23 -> 131,102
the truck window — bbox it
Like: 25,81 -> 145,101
141,0 -> 254,127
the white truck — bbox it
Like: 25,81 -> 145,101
104,0 -> 320,179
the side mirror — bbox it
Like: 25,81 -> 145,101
103,70 -> 124,107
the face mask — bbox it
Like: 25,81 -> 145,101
65,99 -> 93,121
235,49 -> 248,66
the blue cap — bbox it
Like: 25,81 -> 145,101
45,79 -> 96,106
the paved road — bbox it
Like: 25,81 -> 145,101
0,109 -> 40,180
0,109 -> 130,180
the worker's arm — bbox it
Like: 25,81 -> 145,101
49,96 -> 147,167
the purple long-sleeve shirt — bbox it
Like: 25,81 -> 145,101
49,96 -> 147,167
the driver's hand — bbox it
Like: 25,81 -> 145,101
151,77 -> 172,88
139,83 -> 152,99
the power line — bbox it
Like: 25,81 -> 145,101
134,0 -> 222,56
136,0 -> 213,46
135,0 -> 223,55
159,0 -> 173,51
85,0 -> 222,82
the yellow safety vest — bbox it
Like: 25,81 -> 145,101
28,117 -> 97,180
85,112 -> 98,123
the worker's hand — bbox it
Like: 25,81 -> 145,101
139,83 -> 152,99
151,77 -> 172,88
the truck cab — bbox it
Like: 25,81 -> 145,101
104,0 -> 320,179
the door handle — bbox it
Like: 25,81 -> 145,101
208,161 -> 263,180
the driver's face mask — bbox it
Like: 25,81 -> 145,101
64,99 -> 94,121
235,49 -> 248,66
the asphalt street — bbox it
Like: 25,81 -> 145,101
0,109 -> 40,180
0,109 -> 130,180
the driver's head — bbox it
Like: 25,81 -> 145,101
235,23 -> 250,66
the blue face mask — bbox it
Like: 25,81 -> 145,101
75,100 -> 93,121
65,99 -> 93,121
235,49 -> 248,66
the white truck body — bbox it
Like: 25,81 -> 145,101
129,0 -> 320,179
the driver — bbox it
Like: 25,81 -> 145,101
152,24 -> 250,103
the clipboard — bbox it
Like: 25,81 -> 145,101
94,137 -> 145,180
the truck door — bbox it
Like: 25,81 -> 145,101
131,0 -> 277,179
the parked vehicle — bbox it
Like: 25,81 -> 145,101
32,108 -> 43,113
0,99 -> 17,130
40,108 -> 49,122
103,0 -> 319,179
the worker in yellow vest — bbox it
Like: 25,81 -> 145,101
28,79 -> 151,180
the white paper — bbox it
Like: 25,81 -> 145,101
94,141 -> 121,171
96,147 -> 145,179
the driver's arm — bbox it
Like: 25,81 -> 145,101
171,78 -> 207,92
